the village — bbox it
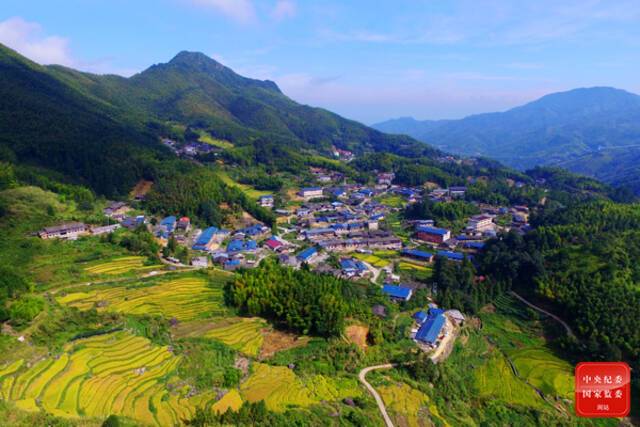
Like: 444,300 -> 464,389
36,167 -> 532,358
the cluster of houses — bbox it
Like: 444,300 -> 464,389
161,138 -> 219,158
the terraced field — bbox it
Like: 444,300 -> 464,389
84,256 -> 161,276
510,348 -> 573,399
474,354 -> 544,409
240,363 -> 315,411
203,318 -> 266,357
378,382 -> 448,427
0,332 -> 221,426
57,276 -> 226,321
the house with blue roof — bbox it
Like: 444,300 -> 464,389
462,241 -> 486,250
401,249 -> 434,262
227,239 -> 258,253
192,226 -> 220,251
297,246 -> 318,263
415,314 -> 446,346
437,250 -> 466,262
156,216 -> 177,238
413,310 -> 429,324
382,284 -> 413,302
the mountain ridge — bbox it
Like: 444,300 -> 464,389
373,87 -> 640,191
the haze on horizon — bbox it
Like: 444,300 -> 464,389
1,0 -> 639,124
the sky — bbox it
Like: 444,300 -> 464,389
1,0 -> 639,124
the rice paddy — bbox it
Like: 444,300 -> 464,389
203,318 -> 266,357
378,382 -> 448,427
474,354 -> 545,409
352,253 -> 390,268
84,256 -> 161,276
56,276 -> 226,321
0,332 -> 224,426
240,363 -> 315,411
510,348 -> 574,399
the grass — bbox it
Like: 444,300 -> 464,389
510,347 -> 574,399
197,130 -> 233,149
214,169 -> 271,199
57,275 -> 227,321
0,331 -> 227,426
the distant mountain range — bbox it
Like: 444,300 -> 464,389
373,87 -> 640,191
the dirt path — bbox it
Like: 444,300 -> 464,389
430,317 -> 457,363
510,291 -> 575,338
358,364 -> 396,427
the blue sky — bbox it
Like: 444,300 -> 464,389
1,0 -> 639,124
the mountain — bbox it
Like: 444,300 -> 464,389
373,87 -> 640,191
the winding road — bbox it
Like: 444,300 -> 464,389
510,291 -> 575,338
358,364 -> 396,427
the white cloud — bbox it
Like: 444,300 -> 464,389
272,0 -> 296,21
189,0 -> 256,23
0,17 -> 74,66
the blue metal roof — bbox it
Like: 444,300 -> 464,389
415,314 -> 445,344
301,187 -> 322,192
429,308 -> 445,317
355,261 -> 368,271
401,249 -> 433,260
297,246 -> 318,261
416,226 -> 449,236
340,259 -> 357,270
437,250 -> 465,261
413,311 -> 428,324
463,241 -> 486,249
382,285 -> 412,300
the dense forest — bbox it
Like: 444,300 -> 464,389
226,260 -> 375,337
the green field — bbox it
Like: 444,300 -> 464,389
352,253 -> 390,268
214,170 -> 271,199
197,130 -> 233,149
57,275 -> 227,321
378,381 -> 448,427
0,332 -> 221,426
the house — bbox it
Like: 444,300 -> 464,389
224,259 -> 241,271
264,237 -> 283,251
462,241 -> 485,250
340,258 -> 369,277
299,187 -> 324,200
227,239 -> 258,253
303,227 -> 336,241
297,246 -> 318,263
175,217 -> 190,232
449,186 -> 467,197
331,188 -> 347,199
415,314 -> 446,346
382,284 -> 413,302
318,236 -> 402,252
191,256 -> 209,268
157,216 -> 177,238
91,224 -> 121,236
413,310 -> 429,324
372,304 -> 387,318
376,172 -> 395,186
447,309 -> 466,326
259,195 -> 274,208
121,215 -> 145,230
103,202 -> 130,218
39,222 -> 87,240
437,250 -> 466,262
415,226 -> 451,244
192,227 -> 221,251
240,224 -> 269,238
467,215 -> 494,232
279,254 -> 300,268
401,249 -> 434,263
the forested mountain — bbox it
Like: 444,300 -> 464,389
0,43 -> 444,198
373,87 -> 640,192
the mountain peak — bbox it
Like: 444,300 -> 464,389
163,50 -> 281,93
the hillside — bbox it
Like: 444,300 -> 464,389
373,87 -> 640,191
